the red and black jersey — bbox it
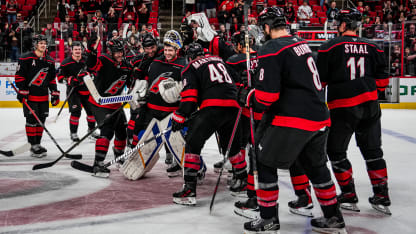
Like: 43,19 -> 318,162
146,55 -> 187,112
130,47 -> 163,80
58,56 -> 89,96
253,36 -> 330,131
226,51 -> 263,121
317,35 -> 389,110
15,51 -> 57,102
200,36 -> 235,61
178,55 -> 239,117
86,52 -> 133,109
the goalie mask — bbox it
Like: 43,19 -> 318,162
163,30 -> 183,49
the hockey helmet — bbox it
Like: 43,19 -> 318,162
180,23 -> 194,46
33,34 -> 48,49
107,38 -> 124,54
334,8 -> 362,29
186,42 -> 205,60
163,30 -> 183,50
231,31 -> 255,48
141,33 -> 157,48
258,6 -> 287,29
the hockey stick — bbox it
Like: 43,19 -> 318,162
53,86 -> 75,123
83,73 -> 133,105
0,143 -> 31,157
71,127 -> 171,173
209,107 -> 243,214
8,78 -> 83,161
243,0 -> 259,190
32,102 -> 128,170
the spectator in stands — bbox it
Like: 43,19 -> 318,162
357,1 -> 364,13
218,4 -> 230,25
42,23 -> 57,46
57,0 -> 70,22
219,0 -> 235,12
284,1 -> 296,23
10,36 -> 19,62
142,0 -> 153,14
230,3 -> 243,24
197,0 -> 208,13
61,15 -> 74,40
6,0 -> 18,24
407,5 -> 416,21
76,9 -> 88,27
137,3 -> 149,25
92,10 -> 105,23
404,46 -> 414,75
230,16 -> 240,35
97,0 -> 112,19
185,0 -> 195,13
406,42 -> 416,75
81,35 -> 88,48
320,0 -> 328,11
406,23 -> 416,48
326,1 -> 338,23
21,21 -> 33,53
123,1 -> 137,22
297,1 -> 313,26
78,24 -> 89,40
390,44 -> 401,76
127,24 -> 139,38
146,23 -> 159,40
206,0 -> 217,18
398,11 -> 406,23
111,29 -> 119,40
363,5 -> 370,18
217,23 -> 230,42
383,0 -> 396,23
106,6 -> 118,39
113,0 -> 124,15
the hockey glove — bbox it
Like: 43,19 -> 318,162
17,89 -> 29,103
171,111 -> 186,132
51,91 -> 60,106
237,86 -> 255,107
68,76 -> 81,87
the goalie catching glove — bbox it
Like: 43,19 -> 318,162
159,78 -> 183,103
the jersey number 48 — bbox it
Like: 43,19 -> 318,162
208,63 -> 233,84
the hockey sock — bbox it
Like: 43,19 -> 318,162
361,148 -> 388,190
37,116 -> 46,144
69,115 -> 80,133
308,165 -> 338,218
87,115 -> 96,129
127,119 -> 135,140
184,153 -> 201,183
329,153 -> 354,193
95,137 -> 110,159
247,173 -> 256,198
229,150 -> 247,179
25,123 -> 37,145
114,138 -> 126,155
256,162 -> 279,219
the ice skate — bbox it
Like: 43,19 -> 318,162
337,192 -> 360,212
70,133 -> 80,142
165,152 -> 173,165
173,183 -> 196,206
113,146 -> 125,168
92,161 -> 110,178
244,216 -> 280,234
234,197 -> 260,219
230,177 -> 248,197
369,184 -> 391,215
30,144 -> 47,158
167,160 -> 182,177
311,213 -> 347,234
288,194 -> 314,217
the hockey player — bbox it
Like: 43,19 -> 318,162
239,7 -> 345,233
58,41 -> 98,142
84,37 -> 133,177
130,30 -> 188,176
171,42 -> 247,206
14,34 -> 59,158
317,8 -> 391,215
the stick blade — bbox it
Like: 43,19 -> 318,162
0,143 -> 31,157
32,161 -> 56,170
65,154 -> 83,160
71,160 -> 94,173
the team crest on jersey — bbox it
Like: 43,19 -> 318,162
149,72 -> 173,94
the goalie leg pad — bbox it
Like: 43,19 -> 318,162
120,119 -> 164,180
160,114 -> 186,167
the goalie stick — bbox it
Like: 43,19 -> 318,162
71,128 -> 171,173
209,107 -> 243,214
0,143 -> 31,157
32,102 -> 128,170
7,78 -> 83,161
82,73 -> 133,105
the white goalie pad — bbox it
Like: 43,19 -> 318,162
158,78 -> 183,104
120,118 -> 164,180
186,12 -> 217,42
159,114 -> 186,167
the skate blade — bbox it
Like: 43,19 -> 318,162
167,171 -> 182,178
230,191 -> 248,198
92,172 -> 110,178
173,197 -> 196,206
244,229 -> 280,234
30,153 -> 47,158
289,207 -> 314,217
371,204 -> 392,216
312,227 -> 347,234
340,203 -> 360,212
234,208 -> 260,219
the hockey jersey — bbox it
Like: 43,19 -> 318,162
15,51 -> 57,102
130,47 -> 163,81
317,35 -> 389,109
146,55 -> 187,112
178,55 -> 239,117
58,56 -> 89,96
86,52 -> 133,109
253,36 -> 330,131
226,51 -> 263,121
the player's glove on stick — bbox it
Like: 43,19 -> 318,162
17,89 -> 29,103
51,91 -> 60,106
237,86 -> 255,107
172,111 -> 186,132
